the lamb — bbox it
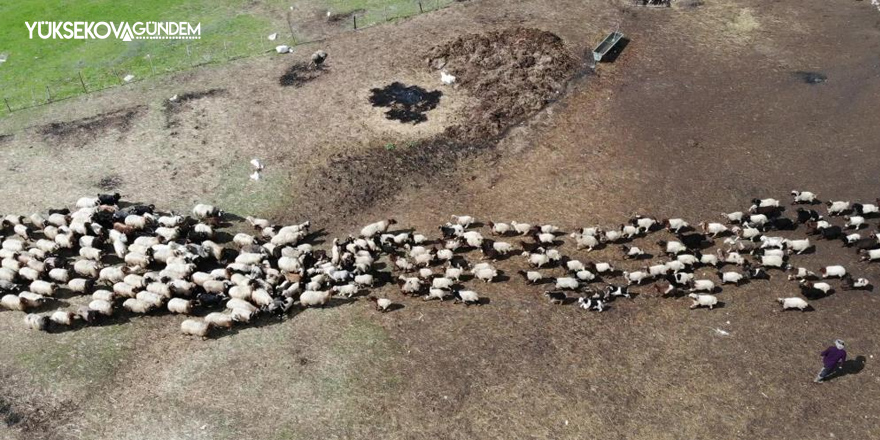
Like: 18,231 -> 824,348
689,279 -> 716,293
605,285 -> 631,299
787,267 -> 817,281
451,215 -> 475,228
662,218 -> 689,233
473,266 -> 498,283
554,277 -> 579,290
332,284 -> 360,298
577,297 -> 605,312
424,288 -> 452,301
167,298 -> 194,314
570,232 -> 599,251
778,297 -> 810,311
360,219 -> 397,238
300,290 -> 332,307
821,265 -> 846,278
718,271 -> 745,285
842,275 -> 871,290
860,248 -> 880,262
784,238 -> 812,255
844,215 -> 866,229
853,203 -> 880,216
621,245 -> 645,259
623,270 -> 650,285
517,270 -> 542,284
523,252 -> 551,268
823,199 -> 850,216
544,291 -> 567,305
688,293 -> 718,309
370,297 -> 394,312
453,290 -> 480,305
722,211 -> 744,224
791,191 -> 818,204
488,221 -> 511,235
192,204 -> 223,219
658,240 -> 687,256
700,222 -> 729,238
181,319 -> 212,337
24,313 -> 49,331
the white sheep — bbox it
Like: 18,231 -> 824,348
88,299 -> 114,316
454,290 -> 480,305
689,279 -> 716,293
510,221 -> 534,235
67,278 -> 93,294
623,271 -> 650,285
123,298 -> 154,314
718,271 -> 745,285
523,252 -> 550,268
701,222 -> 729,238
860,248 -> 880,262
778,297 -> 809,311
688,293 -> 718,309
74,259 -> 101,278
784,239 -> 811,255
791,191 -> 817,204
204,312 -> 234,329
844,215 -> 866,229
299,290 -> 332,307
826,201 -> 850,215
167,298 -> 193,314
424,288 -> 452,301
24,313 -> 48,331
646,263 -> 668,277
787,267 -> 816,280
821,265 -> 846,278
451,215 -> 475,227
360,219 -> 396,238
722,211 -> 744,224
1,294 -> 25,311
29,280 -> 56,297
759,255 -> 788,270
489,222 -> 511,235
473,266 -> 497,283
192,204 -> 222,219
555,277 -> 579,290
181,319 -> 211,337
18,291 -> 47,308
353,274 -> 375,287
50,310 -> 77,326
371,297 -> 393,311
226,298 -> 257,313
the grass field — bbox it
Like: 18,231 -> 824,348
0,0 -> 455,112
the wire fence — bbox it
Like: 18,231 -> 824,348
1,0 -> 459,115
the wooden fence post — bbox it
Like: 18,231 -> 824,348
353,15 -> 357,29
78,71 -> 88,93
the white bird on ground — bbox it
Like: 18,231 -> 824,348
440,71 -> 456,85
250,158 -> 265,170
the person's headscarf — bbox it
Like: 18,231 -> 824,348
835,339 -> 845,350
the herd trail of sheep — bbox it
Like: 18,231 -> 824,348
1,190 -> 879,338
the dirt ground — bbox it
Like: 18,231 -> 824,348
2,0 -> 880,439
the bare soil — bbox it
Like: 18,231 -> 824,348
2,0 -> 880,439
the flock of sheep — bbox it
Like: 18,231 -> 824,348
1,190 -> 878,338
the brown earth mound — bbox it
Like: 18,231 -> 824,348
427,27 -> 580,141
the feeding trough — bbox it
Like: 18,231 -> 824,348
592,30 -> 625,64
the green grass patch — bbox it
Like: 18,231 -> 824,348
0,0 -> 281,109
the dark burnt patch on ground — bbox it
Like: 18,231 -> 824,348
369,82 -> 442,123
37,106 -> 145,147
279,61 -> 326,87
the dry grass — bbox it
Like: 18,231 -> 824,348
2,0 -> 880,439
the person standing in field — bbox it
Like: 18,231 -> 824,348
815,339 -> 847,383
